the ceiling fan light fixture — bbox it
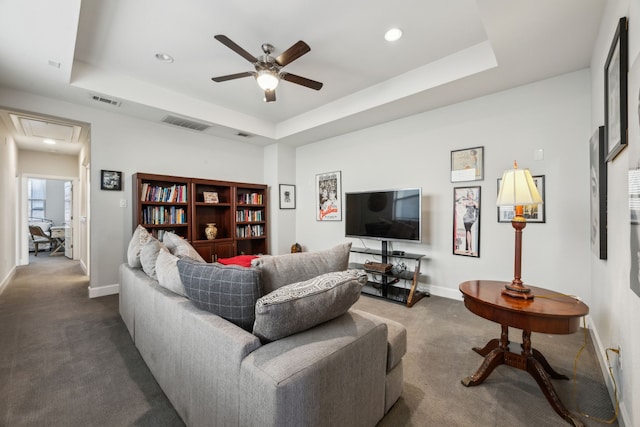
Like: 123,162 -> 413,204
256,69 -> 279,91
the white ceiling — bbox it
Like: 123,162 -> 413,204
0,0 -> 605,153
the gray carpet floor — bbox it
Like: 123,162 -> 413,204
0,254 -> 618,426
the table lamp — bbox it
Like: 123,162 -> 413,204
496,161 -> 543,299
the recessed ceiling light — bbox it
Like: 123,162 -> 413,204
384,28 -> 403,42
42,139 -> 56,145
155,53 -> 174,63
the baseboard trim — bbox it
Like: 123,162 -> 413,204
588,320 -> 629,427
88,283 -> 119,298
0,266 -> 16,296
425,284 -> 463,301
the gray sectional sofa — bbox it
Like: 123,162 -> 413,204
119,235 -> 406,427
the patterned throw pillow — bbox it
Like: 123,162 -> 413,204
162,232 -> 205,262
140,236 -> 165,280
252,269 -> 367,342
127,225 -> 151,268
177,257 -> 262,331
156,247 -> 187,297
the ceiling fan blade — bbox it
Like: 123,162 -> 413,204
264,90 -> 276,103
214,35 -> 257,63
275,41 -> 311,66
281,73 -> 323,91
211,72 -> 253,82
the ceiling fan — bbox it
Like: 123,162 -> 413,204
211,35 -> 323,103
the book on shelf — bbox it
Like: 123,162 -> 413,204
142,183 -> 188,203
236,224 -> 264,238
236,209 -> 263,222
143,206 -> 186,225
238,192 -> 263,205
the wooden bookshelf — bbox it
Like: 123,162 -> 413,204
133,173 -> 190,241
133,173 -> 268,262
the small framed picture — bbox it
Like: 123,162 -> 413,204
316,171 -> 342,221
279,184 -> 296,209
451,146 -> 484,182
101,170 -> 122,191
604,17 -> 629,162
497,175 -> 546,223
203,191 -> 219,203
453,186 -> 480,257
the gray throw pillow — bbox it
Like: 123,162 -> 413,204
162,232 -> 206,263
177,257 -> 262,331
253,242 -> 352,294
127,225 -> 151,268
140,236 -> 165,280
252,269 -> 366,342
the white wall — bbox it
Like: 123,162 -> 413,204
589,0 -> 639,425
0,87 -> 265,297
264,143 -> 297,255
0,122 -> 17,295
296,70 -> 591,301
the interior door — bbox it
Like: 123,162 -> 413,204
64,181 -> 73,258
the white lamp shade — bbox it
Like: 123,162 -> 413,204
496,168 -> 543,206
256,70 -> 279,91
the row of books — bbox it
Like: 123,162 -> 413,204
143,206 -> 187,225
236,209 -> 263,222
236,224 -> 264,238
238,193 -> 263,205
141,183 -> 188,203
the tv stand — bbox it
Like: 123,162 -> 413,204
350,245 -> 429,307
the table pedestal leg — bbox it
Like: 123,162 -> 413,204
462,327 -> 583,427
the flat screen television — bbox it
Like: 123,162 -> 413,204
345,188 -> 422,243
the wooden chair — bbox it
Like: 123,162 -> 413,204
29,225 -> 53,256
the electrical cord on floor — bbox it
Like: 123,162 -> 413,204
571,316 -> 619,424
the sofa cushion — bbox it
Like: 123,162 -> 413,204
177,257 -> 262,331
127,225 -> 151,268
156,247 -> 187,297
162,232 -> 205,263
140,236 -> 165,280
252,269 -> 366,342
252,242 -> 352,294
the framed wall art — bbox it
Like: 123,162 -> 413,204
604,17 -> 628,162
497,175 -> 545,223
203,191 -> 219,203
453,186 -> 480,257
101,170 -> 122,191
451,146 -> 484,182
590,126 -> 607,260
279,184 -> 296,209
316,171 -> 342,221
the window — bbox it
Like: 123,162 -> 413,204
28,178 -> 46,219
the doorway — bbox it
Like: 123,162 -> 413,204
25,177 -> 73,259
21,175 -> 79,265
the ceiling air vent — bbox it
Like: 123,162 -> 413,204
236,132 -> 252,138
90,94 -> 122,107
162,115 -> 210,131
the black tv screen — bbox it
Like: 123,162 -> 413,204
345,188 -> 422,242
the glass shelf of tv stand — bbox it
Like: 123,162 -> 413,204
349,247 -> 429,307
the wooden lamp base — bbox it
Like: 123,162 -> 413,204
502,209 -> 534,300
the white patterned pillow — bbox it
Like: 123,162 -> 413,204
252,269 -> 366,342
140,236 -> 165,280
156,247 -> 187,297
162,232 -> 205,262
127,225 -> 151,268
